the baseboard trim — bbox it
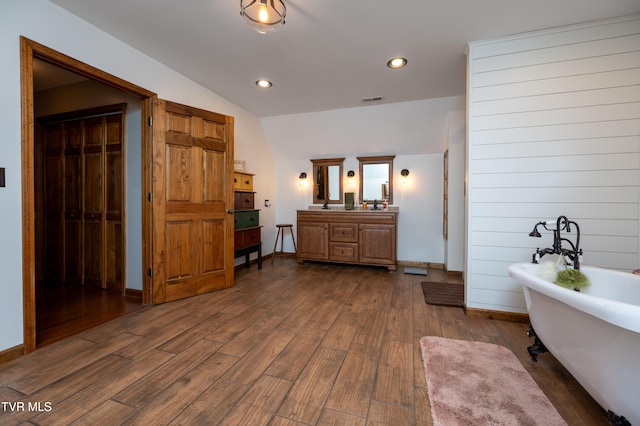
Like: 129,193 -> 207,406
398,260 -> 445,269
125,288 -> 143,303
465,307 -> 529,323
0,344 -> 24,365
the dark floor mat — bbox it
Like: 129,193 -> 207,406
420,281 -> 464,307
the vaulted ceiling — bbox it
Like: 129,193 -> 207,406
49,0 -> 640,117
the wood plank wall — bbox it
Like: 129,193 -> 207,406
466,15 -> 640,313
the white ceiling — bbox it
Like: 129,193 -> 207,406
48,0 -> 640,118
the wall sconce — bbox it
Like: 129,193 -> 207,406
347,170 -> 355,185
299,172 -> 308,186
401,169 -> 410,184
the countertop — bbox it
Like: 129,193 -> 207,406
299,206 -> 399,212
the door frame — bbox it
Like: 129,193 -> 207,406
20,37 -> 156,353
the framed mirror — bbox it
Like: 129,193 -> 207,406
311,158 -> 344,204
358,155 -> 395,204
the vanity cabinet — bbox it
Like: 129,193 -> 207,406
297,210 -> 397,271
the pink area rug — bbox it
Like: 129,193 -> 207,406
420,336 -> 567,426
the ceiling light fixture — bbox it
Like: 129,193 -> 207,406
256,79 -> 272,88
387,57 -> 407,69
240,0 -> 286,34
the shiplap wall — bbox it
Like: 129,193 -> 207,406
466,15 -> 640,313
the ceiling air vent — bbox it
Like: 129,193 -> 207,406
361,96 -> 384,103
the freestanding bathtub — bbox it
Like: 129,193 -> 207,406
508,262 -> 640,425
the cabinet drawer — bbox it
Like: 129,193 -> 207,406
235,227 -> 261,248
329,242 -> 358,262
235,210 -> 259,229
233,172 -> 254,191
234,192 -> 255,210
329,223 -> 358,242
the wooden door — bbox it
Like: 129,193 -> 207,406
151,99 -> 234,303
38,107 -> 125,292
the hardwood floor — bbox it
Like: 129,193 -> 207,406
1,258 -> 608,425
36,281 -> 144,348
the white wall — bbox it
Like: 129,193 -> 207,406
467,15 -> 640,313
262,97 -> 465,262
0,0 -> 275,352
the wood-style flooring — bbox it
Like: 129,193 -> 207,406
36,280 -> 144,348
1,258 -> 608,425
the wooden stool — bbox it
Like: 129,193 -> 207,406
272,224 -> 296,263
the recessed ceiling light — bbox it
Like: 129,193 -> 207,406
387,57 -> 407,69
256,79 -> 272,88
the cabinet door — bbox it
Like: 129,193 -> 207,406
359,224 -> 396,265
297,222 -> 329,260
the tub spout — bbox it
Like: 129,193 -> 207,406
529,215 -> 583,270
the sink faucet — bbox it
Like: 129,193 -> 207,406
373,199 -> 379,210
529,215 -> 583,270
322,199 -> 329,209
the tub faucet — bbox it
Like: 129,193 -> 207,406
529,215 -> 583,270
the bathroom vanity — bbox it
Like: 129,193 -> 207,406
297,208 -> 398,271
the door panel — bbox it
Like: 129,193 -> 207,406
63,120 -> 83,284
203,150 -> 225,202
152,99 -> 234,303
84,129 -> 103,287
105,114 -> 124,291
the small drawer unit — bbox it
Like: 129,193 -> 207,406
234,191 -> 256,210
234,209 -> 259,230
235,227 -> 262,248
233,172 -> 254,191
233,170 -> 262,269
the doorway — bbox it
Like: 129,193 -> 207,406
21,37 -> 235,354
34,104 -> 143,347
21,37 -> 156,353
